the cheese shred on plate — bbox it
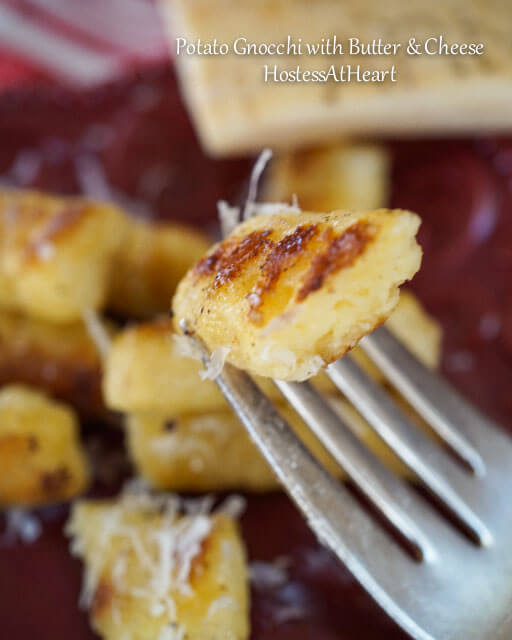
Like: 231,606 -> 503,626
82,308 -> 112,359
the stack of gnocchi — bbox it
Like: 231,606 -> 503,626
0,143 -> 438,640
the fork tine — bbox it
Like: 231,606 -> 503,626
360,326 -> 486,474
275,379 -> 436,561
327,356 -> 493,546
210,361 -> 442,640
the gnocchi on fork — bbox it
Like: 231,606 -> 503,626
174,206 -> 512,640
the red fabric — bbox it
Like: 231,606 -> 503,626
0,0 -> 170,91
0,48 -> 52,89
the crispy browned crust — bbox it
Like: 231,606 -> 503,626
0,192 -> 107,266
247,224 -> 319,322
174,208 -> 422,381
40,467 -> 72,497
24,205 -> 90,263
194,229 -> 273,288
193,219 -> 375,325
297,222 -> 375,301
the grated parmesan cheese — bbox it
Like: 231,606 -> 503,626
260,344 -> 296,368
68,482 -> 246,637
302,355 -> 326,378
82,308 -> 111,359
172,333 -> 203,362
217,149 -> 300,238
3,508 -> 42,544
249,201 -> 301,216
157,623 -> 185,640
70,485 -> 211,620
74,153 -> 152,218
215,494 -> 247,519
217,200 -> 241,238
207,595 -> 238,618
35,241 -> 55,261
173,333 -> 230,381
199,346 -> 230,381
249,559 -> 289,589
243,148 -> 273,221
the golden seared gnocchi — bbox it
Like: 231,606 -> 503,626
108,216 -> 211,318
126,399 -> 408,493
0,385 -> 90,506
0,310 -> 115,418
103,292 -> 439,415
67,490 -> 249,640
173,209 -> 422,381
103,317 -> 334,414
103,318 -> 227,414
264,143 -> 390,212
127,410 -> 277,492
0,189 -> 125,323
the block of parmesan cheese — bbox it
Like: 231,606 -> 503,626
161,0 -> 512,154
67,489 -> 249,640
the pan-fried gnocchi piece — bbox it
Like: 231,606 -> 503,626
0,385 -> 90,506
0,310 -> 115,418
0,189 -> 124,323
264,143 -> 390,212
103,318 -> 229,414
103,318 -> 329,414
173,209 -> 422,381
103,292 -> 440,415
108,216 -> 211,318
126,398 -> 409,492
67,491 -> 249,640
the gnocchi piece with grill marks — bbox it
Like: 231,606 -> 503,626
0,189 -> 125,323
173,209 -> 422,381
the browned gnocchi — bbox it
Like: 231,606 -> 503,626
0,385 -> 90,506
0,189 -> 125,323
108,216 -> 211,319
67,490 -> 249,640
173,209 -> 422,380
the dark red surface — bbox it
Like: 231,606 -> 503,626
0,64 -> 510,639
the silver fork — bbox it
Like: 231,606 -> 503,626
183,320 -> 512,640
